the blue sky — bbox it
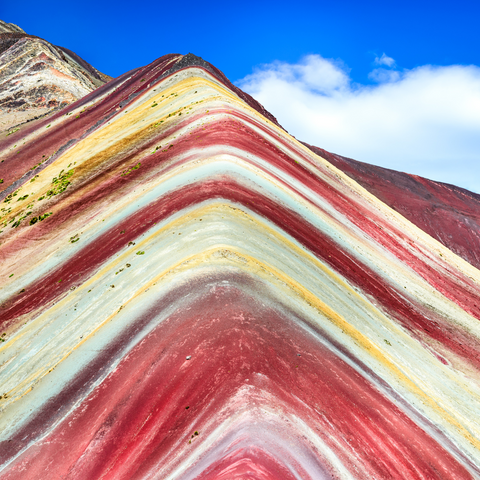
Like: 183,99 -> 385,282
2,0 -> 480,192
3,0 -> 479,83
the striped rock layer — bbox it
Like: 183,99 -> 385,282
1,53 -> 480,479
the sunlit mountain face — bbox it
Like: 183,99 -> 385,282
1,48 -> 480,480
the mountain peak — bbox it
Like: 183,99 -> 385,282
0,20 -> 25,34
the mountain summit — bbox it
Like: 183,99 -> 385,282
0,20 -> 25,34
0,40 -> 480,479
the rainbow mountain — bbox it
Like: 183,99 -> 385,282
1,52 -> 480,479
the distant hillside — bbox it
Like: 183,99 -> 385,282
0,20 -> 26,34
0,20 -> 110,133
307,144 -> 480,271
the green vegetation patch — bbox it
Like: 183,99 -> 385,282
121,163 -> 141,177
3,189 -> 21,203
6,128 -> 19,137
11,210 -> 33,228
47,169 -> 75,197
29,211 -> 53,226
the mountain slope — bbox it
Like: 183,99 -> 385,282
0,22 -> 110,133
0,53 -> 479,479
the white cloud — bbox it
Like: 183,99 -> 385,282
245,54 -> 350,95
237,55 -> 480,194
368,68 -> 400,83
374,53 -> 396,67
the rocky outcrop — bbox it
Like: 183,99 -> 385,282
0,21 -> 110,133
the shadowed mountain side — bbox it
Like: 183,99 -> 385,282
307,144 -> 480,271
